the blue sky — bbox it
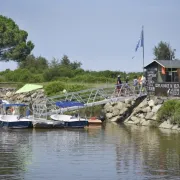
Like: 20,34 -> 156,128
0,0 -> 180,72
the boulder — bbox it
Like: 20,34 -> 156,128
106,113 -> 113,119
142,106 -> 151,113
110,116 -> 120,122
145,112 -> 154,120
142,120 -> 152,126
172,124 -> 179,130
131,116 -> 139,122
124,98 -> 131,105
139,99 -> 148,108
159,121 -> 173,129
116,101 -> 124,109
152,104 -> 162,113
104,103 -> 113,113
119,107 -> 128,115
112,108 -> 120,116
148,99 -> 155,107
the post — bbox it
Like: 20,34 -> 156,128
170,51 -> 172,82
142,26 -> 144,73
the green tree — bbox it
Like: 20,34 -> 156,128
70,60 -> 82,70
19,55 -> 48,73
153,41 -> 176,60
60,55 -> 70,66
0,15 -> 34,62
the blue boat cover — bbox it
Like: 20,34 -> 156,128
55,101 -> 84,108
3,103 -> 28,107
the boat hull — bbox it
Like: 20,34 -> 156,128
64,120 -> 89,128
50,114 -> 89,128
0,120 -> 33,129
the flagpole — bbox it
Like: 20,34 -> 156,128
142,26 -> 144,73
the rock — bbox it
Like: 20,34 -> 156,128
112,108 -> 120,116
31,92 -> 37,98
131,100 -> 135,106
154,98 -> 164,105
148,99 -> 155,107
106,113 -> 113,119
104,103 -> 113,113
159,121 -> 173,129
138,113 -> 145,119
131,116 -> 139,122
124,98 -> 131,105
142,106 -> 151,113
139,118 -> 146,125
119,107 -> 128,115
145,112 -> 154,120
172,124 -> 179,130
134,118 -> 140,125
142,120 -> 152,126
110,116 -> 120,122
125,121 -> 135,124
6,91 -> 12,98
152,104 -> 162,113
139,100 -> 148,108
151,114 -> 157,120
116,101 -> 124,109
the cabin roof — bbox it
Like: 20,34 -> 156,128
144,60 -> 180,69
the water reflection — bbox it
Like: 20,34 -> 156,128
108,123 -> 180,179
0,124 -> 180,180
0,129 -> 33,180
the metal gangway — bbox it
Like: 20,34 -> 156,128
32,83 -> 147,120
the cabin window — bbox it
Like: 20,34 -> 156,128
165,68 -> 178,82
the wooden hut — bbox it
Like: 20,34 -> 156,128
144,60 -> 180,96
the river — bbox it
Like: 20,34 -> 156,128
0,123 -> 180,180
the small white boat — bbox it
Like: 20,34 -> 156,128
0,103 -> 33,129
50,101 -> 89,128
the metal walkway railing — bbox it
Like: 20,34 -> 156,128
32,83 -> 147,120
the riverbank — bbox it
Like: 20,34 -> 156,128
104,96 -> 180,131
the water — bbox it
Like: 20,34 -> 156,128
0,123 -> 180,180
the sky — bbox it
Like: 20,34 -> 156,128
0,0 -> 180,72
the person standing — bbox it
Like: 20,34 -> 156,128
116,75 -> 122,94
133,76 -> 138,93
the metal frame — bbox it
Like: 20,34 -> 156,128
32,84 -> 146,120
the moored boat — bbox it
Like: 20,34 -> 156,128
0,103 -> 33,129
50,101 -> 89,128
88,117 -> 103,125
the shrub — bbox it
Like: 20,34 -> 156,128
44,81 -> 65,96
65,84 -> 87,92
157,99 -> 180,125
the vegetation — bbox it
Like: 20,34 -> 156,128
153,41 -> 176,60
0,15 -> 34,62
44,81 -> 88,96
157,99 -> 180,125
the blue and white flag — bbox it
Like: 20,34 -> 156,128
132,27 -> 144,59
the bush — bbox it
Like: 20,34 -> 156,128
157,99 -> 180,125
44,81 -> 65,96
44,81 -> 88,96
65,84 -> 87,92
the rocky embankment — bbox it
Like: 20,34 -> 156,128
0,88 -> 45,103
104,96 -> 180,131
